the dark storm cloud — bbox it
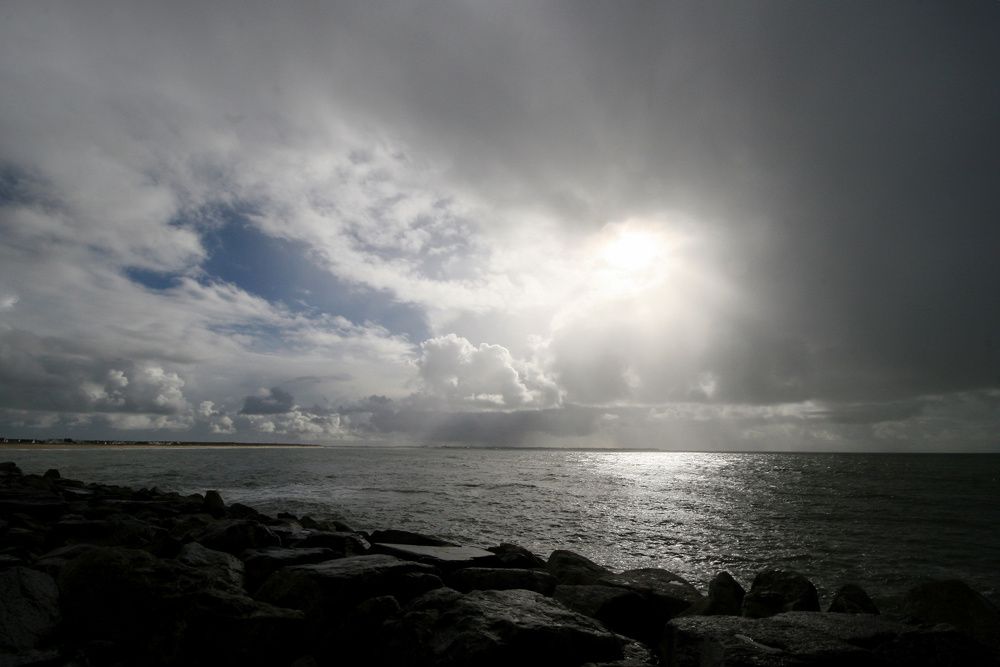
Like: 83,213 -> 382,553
240,387 -> 295,415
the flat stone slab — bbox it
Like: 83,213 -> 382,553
373,543 -> 497,569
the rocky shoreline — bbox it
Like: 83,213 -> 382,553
2,461 -> 998,666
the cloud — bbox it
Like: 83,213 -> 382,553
417,334 -> 559,409
240,387 -> 295,415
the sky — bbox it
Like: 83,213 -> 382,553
1,1 -> 998,450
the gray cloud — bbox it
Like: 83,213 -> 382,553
240,387 -> 295,415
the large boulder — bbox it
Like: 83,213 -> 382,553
600,568 -> 704,618
190,519 -> 280,555
255,554 -> 443,620
297,530 -> 369,555
47,515 -> 168,550
547,550 -> 614,585
554,584 -> 661,642
176,542 -> 245,591
241,547 -> 337,592
741,570 -> 820,618
447,567 -> 557,595
379,587 -> 624,666
687,571 -> 745,616
902,579 -> 1000,653
487,543 -> 547,569
829,584 -> 879,614
0,567 -> 60,652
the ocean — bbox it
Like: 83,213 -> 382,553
6,447 -> 999,611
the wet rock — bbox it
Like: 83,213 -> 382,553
255,554 -> 443,620
446,567 -> 557,595
555,584 -> 661,641
0,488 -> 68,520
190,519 -> 280,555
33,543 -> 100,578
41,469 -> 60,480
368,528 -> 457,546
241,547 -> 337,592
688,571 -> 745,616
741,569 -> 820,618
379,587 -> 624,667
177,542 -> 245,591
547,549 -> 614,585
373,543 -> 498,570
902,579 -> 1000,653
487,542 -> 547,568
601,568 -> 704,618
0,567 -> 60,652
202,490 -> 226,517
829,583 -> 879,614
297,530 -> 369,555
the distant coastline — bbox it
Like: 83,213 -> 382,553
0,438 -> 319,449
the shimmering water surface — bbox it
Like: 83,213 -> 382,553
8,447 -> 999,607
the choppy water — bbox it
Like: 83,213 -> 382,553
7,447 -> 999,609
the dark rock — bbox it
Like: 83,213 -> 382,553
176,542 -> 245,591
829,583 -> 879,614
0,488 -> 68,520
555,584 -> 661,642
601,568 -> 704,619
255,554 -> 443,620
379,587 -> 624,667
297,530 -> 369,555
446,567 -> 557,595
241,547 -> 337,592
41,469 -> 60,480
0,462 -> 22,476
190,519 -> 281,555
688,571 -> 745,616
48,515 -> 167,550
373,543 -> 498,570
33,543 -> 100,578
547,549 -> 614,585
741,569 -> 820,618
487,542 -> 547,568
228,502 -> 268,521
368,528 -> 457,546
202,490 -> 226,517
0,567 -> 60,652
902,579 -> 1000,653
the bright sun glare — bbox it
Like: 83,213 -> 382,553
600,229 -> 663,271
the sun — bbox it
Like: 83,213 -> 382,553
600,229 -> 663,271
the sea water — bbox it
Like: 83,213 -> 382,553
7,447 -> 999,609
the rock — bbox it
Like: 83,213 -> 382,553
48,515 -> 167,550
688,571 -> 745,616
368,529 -> 457,546
177,542 -> 245,590
241,547 -> 337,592
547,550 -> 614,585
33,543 -> 100,578
829,583 -> 879,614
487,542 -> 547,568
190,519 -> 280,555
555,584 -> 661,641
373,543 -> 498,570
202,490 -> 226,517
255,554 -> 443,620
41,469 -> 60,480
227,502 -> 267,521
0,462 -> 22,476
379,587 -> 624,666
297,530 -> 370,555
902,579 -> 1000,652
601,568 -> 704,618
0,567 -> 60,652
741,569 -> 820,618
0,488 -> 68,520
446,567 -> 557,595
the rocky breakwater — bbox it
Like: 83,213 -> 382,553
0,461 -> 998,667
